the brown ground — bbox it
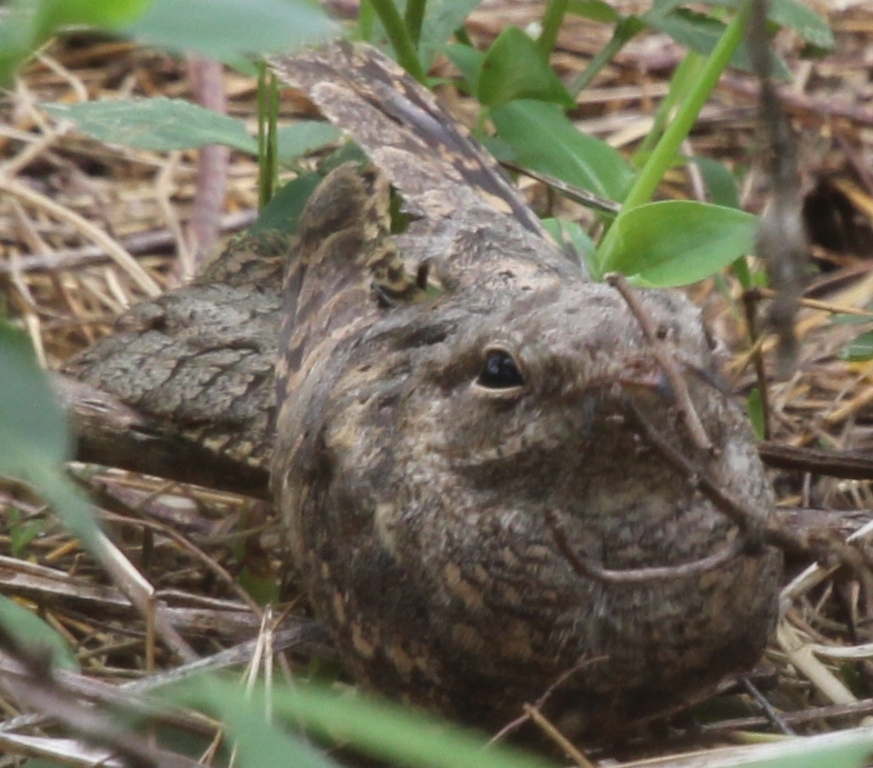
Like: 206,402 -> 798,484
1,2 -> 873,766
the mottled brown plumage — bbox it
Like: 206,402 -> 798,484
64,231 -> 290,471
66,40 -> 782,738
270,42 -> 782,734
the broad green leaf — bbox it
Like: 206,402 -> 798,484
177,678 -> 338,768
565,0 -> 620,23
251,172 -> 322,234
708,0 -> 834,51
770,0 -> 834,51
0,0 -> 152,86
0,595 -> 79,672
840,331 -> 873,362
477,27 -> 574,109
418,0 -> 482,69
34,0 -> 150,38
43,98 -> 259,153
0,323 -> 70,474
642,7 -> 790,79
276,122 -> 340,161
0,1 -> 40,86
691,156 -> 740,209
444,43 -> 484,93
491,99 -> 633,201
599,200 -> 757,287
0,322 -> 101,551
172,677 -> 556,768
123,0 -> 338,62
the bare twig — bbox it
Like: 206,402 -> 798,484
759,442 -> 873,481
522,704 -> 597,768
605,272 -> 714,454
748,0 -> 809,377
740,677 -> 795,736
186,57 -> 231,273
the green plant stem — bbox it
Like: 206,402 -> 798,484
368,0 -> 426,82
404,0 -> 426,46
359,0 -> 375,41
256,63 -> 268,208
568,16 -> 642,96
256,65 -> 279,208
537,0 -> 569,58
597,0 -> 752,263
635,52 -> 702,158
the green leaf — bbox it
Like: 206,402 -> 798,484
0,323 -> 70,475
491,99 -> 634,201
43,98 -> 259,153
251,172 -> 323,234
172,677 -> 556,768
34,0 -> 150,37
565,0 -> 620,23
417,0 -> 482,69
0,322 -> 102,551
177,678 -> 340,768
642,7 -> 790,79
769,0 -> 833,50
0,1 -> 41,86
444,43 -> 484,93
691,156 -> 740,209
599,200 -> 757,287
477,27 -> 574,109
840,331 -> 873,362
123,0 -> 338,61
276,122 -> 340,160
712,0 -> 834,51
0,595 -> 80,672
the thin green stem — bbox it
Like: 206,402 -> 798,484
267,73 -> 279,204
358,0 -> 375,41
537,0 -> 569,58
404,0 -> 426,47
256,62 -> 269,208
597,0 -> 752,265
256,65 -> 279,208
635,52 -> 701,158
568,16 -> 642,96
368,0 -> 426,82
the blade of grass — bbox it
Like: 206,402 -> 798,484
597,0 -> 752,266
367,0 -> 427,82
257,63 -> 277,208
359,0 -> 376,40
634,51 -> 703,158
537,0 -> 569,58
568,15 -> 643,96
404,0 -> 426,46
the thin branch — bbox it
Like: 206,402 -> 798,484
606,272 -> 714,454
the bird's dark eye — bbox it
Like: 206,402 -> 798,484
477,349 -> 524,389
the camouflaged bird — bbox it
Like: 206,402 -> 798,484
268,42 -> 782,734
65,40 -> 782,737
